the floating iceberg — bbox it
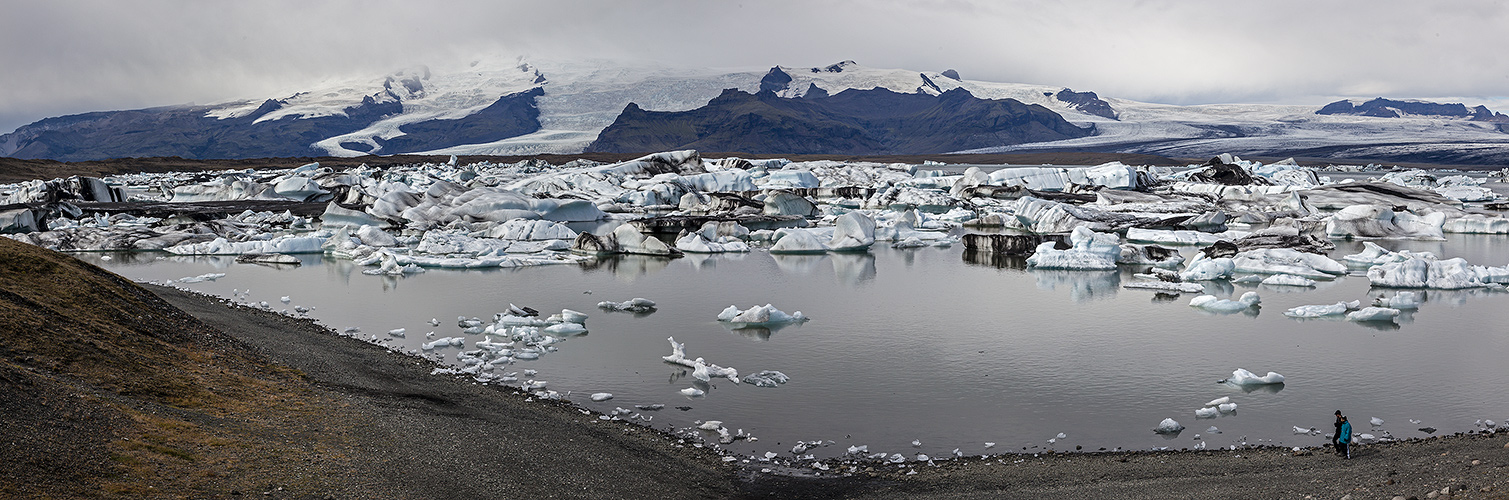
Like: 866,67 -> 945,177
165,234 -> 327,255
1154,418 -> 1185,434
717,304 -> 808,326
1325,204 -> 1445,240
741,370 -> 791,387
661,337 -> 739,383
1346,307 -> 1400,323
1179,255 -> 1235,281
1230,248 -> 1345,279
1283,301 -> 1360,318
1367,257 -> 1504,289
1226,368 -> 1284,386
1342,241 -> 1436,266
1188,292 -> 1260,313
1025,226 -> 1121,271
597,298 -> 657,313
1373,291 -> 1420,310
1443,214 -> 1509,234
487,219 -> 578,241
1261,274 -> 1316,287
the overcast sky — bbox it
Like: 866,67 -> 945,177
3,0 -> 1507,133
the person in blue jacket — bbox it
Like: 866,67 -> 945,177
1336,415 -> 1353,459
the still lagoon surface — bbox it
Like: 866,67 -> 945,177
87,233 -> 1509,458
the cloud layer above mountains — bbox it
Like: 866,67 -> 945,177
3,0 -> 1506,133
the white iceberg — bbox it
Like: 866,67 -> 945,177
487,219 -> 578,241
1226,368 -> 1284,386
1188,292 -> 1261,313
1025,226 -> 1121,271
1367,257 -> 1500,289
1283,301 -> 1360,318
1346,307 -> 1400,323
1179,255 -> 1236,281
165,234 -> 327,255
1342,241 -> 1436,266
1325,204 -> 1445,240
717,304 -> 808,325
597,298 -> 657,313
1231,248 -> 1346,279
1261,274 -> 1316,287
1373,291 -> 1420,310
1154,418 -> 1185,434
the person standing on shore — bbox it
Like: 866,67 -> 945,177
1337,415 -> 1353,459
1333,410 -> 1346,455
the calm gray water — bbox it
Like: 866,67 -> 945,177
85,234 -> 1509,458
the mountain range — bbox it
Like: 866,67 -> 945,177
3,59 -> 1508,164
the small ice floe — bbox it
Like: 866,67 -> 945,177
1373,291 -> 1421,310
293,306 -> 310,314
1293,426 -> 1319,435
1056,432 -> 1067,439
177,272 -> 227,283
716,304 -> 808,326
1124,280 -> 1205,294
741,370 -> 790,387
1206,426 -> 1221,434
1180,255 -> 1235,281
429,318 -> 440,326
1188,292 -> 1261,313
912,439 -> 922,447
590,393 -> 613,402
847,445 -> 868,454
280,296 -> 292,303
680,387 -> 705,397
422,337 -> 465,350
1346,307 -> 1400,323
548,309 -> 588,324
1283,301 -> 1361,318
1154,418 -> 1185,434
1343,241 -> 1436,266
1370,416 -> 1385,426
1218,403 -> 1237,413
1261,274 -> 1316,287
387,328 -> 406,337
1224,368 -> 1285,386
543,323 -> 587,335
636,404 -> 664,411
984,442 -> 996,449
597,298 -> 657,313
1195,407 -> 1219,419
1204,396 -> 1230,407
662,337 -> 740,383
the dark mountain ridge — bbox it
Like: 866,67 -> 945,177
1317,97 -> 1509,122
585,87 -> 1092,155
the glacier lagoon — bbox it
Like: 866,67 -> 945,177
83,232 -> 1509,458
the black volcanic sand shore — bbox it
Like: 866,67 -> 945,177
4,242 -> 1509,499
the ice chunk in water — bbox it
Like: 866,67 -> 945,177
1284,301 -> 1360,318
742,370 -> 791,387
1188,292 -> 1260,313
1204,396 -> 1230,407
543,323 -> 587,335
1155,418 -> 1184,434
1346,307 -> 1400,323
590,393 -> 613,402
387,328 -> 406,337
717,304 -> 808,325
1218,403 -> 1237,413
598,298 -> 657,313
680,387 -> 705,397
1370,417 -> 1385,426
1226,368 -> 1284,386
1195,407 -> 1219,419
1373,291 -> 1420,310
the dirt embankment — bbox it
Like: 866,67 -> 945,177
3,238 -> 1507,499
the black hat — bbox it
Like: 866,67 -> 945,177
1335,410 -> 1343,416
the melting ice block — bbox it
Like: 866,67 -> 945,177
1226,368 -> 1284,386
1346,307 -> 1400,323
1373,291 -> 1420,310
716,304 -> 808,325
1188,292 -> 1260,313
1025,226 -> 1121,271
1154,418 -> 1185,434
597,298 -> 657,313
1283,301 -> 1360,318
590,393 -> 613,402
1179,255 -> 1235,281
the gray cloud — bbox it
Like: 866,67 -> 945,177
3,0 -> 1507,133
